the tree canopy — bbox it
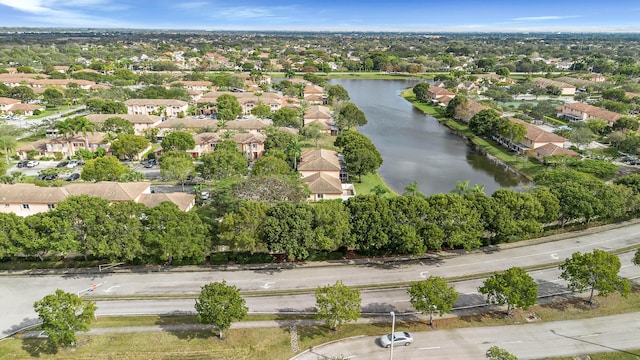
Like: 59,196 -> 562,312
194,281 -> 248,339
314,280 -> 361,330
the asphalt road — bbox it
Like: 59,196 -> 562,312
293,313 -> 640,360
3,222 -> 640,339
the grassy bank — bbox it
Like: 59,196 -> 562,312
2,290 -> 639,359
401,88 -> 546,180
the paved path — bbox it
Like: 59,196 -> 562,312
292,313 -> 640,360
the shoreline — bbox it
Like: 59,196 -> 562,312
398,87 -> 538,183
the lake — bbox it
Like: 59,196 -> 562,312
329,79 -> 530,195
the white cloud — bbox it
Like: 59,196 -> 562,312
173,1 -> 210,9
216,5 -> 298,19
0,0 -> 133,27
511,15 -> 581,21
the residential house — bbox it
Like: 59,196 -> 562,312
124,99 -> 188,118
17,132 -> 110,159
168,80 -> 213,91
225,119 -> 272,133
427,86 -> 456,106
303,105 -> 335,135
0,97 -> 21,112
188,132 -> 222,158
532,143 -> 581,162
496,118 -> 568,155
532,78 -> 576,96
457,81 -> 478,94
453,100 -> 491,123
557,102 -> 623,127
297,149 -> 355,201
156,118 -> 219,137
234,132 -> 266,160
303,84 -> 325,104
0,182 -> 195,217
198,91 -> 284,115
86,114 -> 163,136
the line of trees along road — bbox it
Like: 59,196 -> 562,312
2,165 -> 640,264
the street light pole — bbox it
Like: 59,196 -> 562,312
389,311 -> 395,360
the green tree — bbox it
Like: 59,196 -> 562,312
81,156 -> 129,181
23,212 -> 75,261
53,195 -> 111,259
251,155 -> 291,177
216,94 -> 243,121
491,189 -> 544,241
161,131 -> 195,151
0,212 -> 34,258
101,201 -> 147,261
260,202 -> 314,260
251,103 -> 272,119
8,85 -> 35,102
143,202 -> 209,264
486,346 -> 518,360
233,176 -> 309,204
194,281 -> 248,339
218,201 -> 270,252
160,154 -> 195,191
312,200 -> 353,251
301,122 -> 326,147
286,139 -> 302,169
478,267 -> 538,315
110,134 -> 149,160
327,84 -> 350,104
314,280 -> 361,330
634,248 -> 640,266
613,117 -> 639,132
469,109 -> 504,137
33,289 -> 97,348
334,130 -> 382,182
407,276 -> 459,327
199,142 -> 248,180
413,82 -> 431,103
334,102 -> 367,130
424,193 -> 483,251
101,116 -> 134,135
272,107 -> 301,128
559,249 -> 631,306
346,195 -> 393,254
43,88 -> 65,106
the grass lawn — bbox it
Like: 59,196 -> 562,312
2,290 -> 639,359
352,172 -> 397,197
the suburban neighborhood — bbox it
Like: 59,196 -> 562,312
1,24 -> 640,360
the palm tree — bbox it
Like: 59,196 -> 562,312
0,135 -> 16,165
69,117 -> 96,154
54,120 -> 73,139
286,140 -> 302,170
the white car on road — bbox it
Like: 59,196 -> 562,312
380,331 -> 413,348
26,160 -> 39,168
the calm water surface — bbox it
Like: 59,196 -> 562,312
330,79 -> 530,195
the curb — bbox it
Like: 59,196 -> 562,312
289,335 -> 367,360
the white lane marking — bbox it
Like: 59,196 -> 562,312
550,253 -> 559,260
419,271 -> 429,278
549,279 -> 563,283
262,282 -> 275,289
393,299 -> 411,303
104,285 -> 121,293
419,346 -> 441,350
578,333 -> 601,338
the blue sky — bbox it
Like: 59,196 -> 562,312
0,0 -> 639,32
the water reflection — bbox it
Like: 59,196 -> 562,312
329,79 -> 531,195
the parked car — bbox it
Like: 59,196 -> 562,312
26,160 -> 39,168
16,160 -> 29,168
379,332 -> 413,348
56,161 -> 69,168
66,173 -> 80,181
143,159 -> 157,168
66,160 -> 79,168
43,174 -> 58,181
